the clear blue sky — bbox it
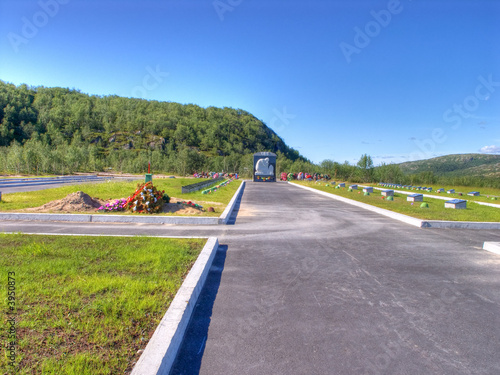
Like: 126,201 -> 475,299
1,0 -> 499,165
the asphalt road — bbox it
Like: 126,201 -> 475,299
1,181 -> 499,374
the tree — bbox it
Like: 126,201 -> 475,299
357,154 -> 374,182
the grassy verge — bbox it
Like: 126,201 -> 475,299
293,181 -> 500,222
0,234 -> 205,374
363,183 -> 500,203
0,178 -> 242,216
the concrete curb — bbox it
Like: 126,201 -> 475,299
218,180 -> 246,224
422,221 -> 500,229
0,213 -> 93,222
0,181 -> 246,225
92,215 -> 219,225
483,242 -> 500,255
0,212 -> 219,225
131,237 -> 220,375
290,183 -> 500,230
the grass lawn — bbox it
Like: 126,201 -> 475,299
0,234 -> 205,374
362,183 -> 500,203
0,178 -> 242,216
293,181 -> 500,222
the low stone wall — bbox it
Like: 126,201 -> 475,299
181,177 -> 224,194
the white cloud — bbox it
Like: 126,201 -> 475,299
479,145 -> 500,154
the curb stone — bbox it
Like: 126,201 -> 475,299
218,180 -> 246,224
131,237 -> 220,375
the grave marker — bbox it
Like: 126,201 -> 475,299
407,194 -> 423,202
381,190 -> 394,197
445,199 -> 467,209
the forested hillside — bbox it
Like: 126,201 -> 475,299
0,80 -> 311,175
398,154 -> 500,178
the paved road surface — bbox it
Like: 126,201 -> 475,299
1,182 -> 499,374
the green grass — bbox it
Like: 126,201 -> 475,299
0,178 -> 242,216
0,234 -> 205,374
294,181 -> 500,222
363,183 -> 500,203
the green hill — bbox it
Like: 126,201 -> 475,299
398,154 -> 500,178
0,80 -> 311,175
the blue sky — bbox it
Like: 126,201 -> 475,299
1,0 -> 499,165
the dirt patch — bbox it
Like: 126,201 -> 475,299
163,197 -> 214,215
26,191 -> 106,213
23,193 -> 214,215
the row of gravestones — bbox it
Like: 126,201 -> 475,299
378,187 -> 466,209
330,183 -> 468,209
378,182 -> 482,198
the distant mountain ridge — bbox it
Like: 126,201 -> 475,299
397,154 -> 500,178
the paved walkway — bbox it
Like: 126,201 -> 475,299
2,182 -> 500,374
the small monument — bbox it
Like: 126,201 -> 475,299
349,184 -> 358,190
467,191 -> 480,196
447,189 -> 455,194
145,161 -> 153,183
445,199 -> 467,209
363,187 -> 373,193
381,190 -> 394,197
407,194 -> 423,202
253,152 -> 276,182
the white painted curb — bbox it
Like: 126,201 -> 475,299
0,213 -> 92,222
483,242 -> 500,255
0,212 -> 219,225
422,221 -> 500,229
218,180 -> 246,224
290,183 -> 500,230
131,237 -> 220,375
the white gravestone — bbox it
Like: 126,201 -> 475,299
445,199 -> 467,209
407,194 -> 423,202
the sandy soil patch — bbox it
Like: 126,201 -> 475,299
22,192 -> 219,215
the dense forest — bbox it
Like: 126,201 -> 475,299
0,80 -> 313,176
